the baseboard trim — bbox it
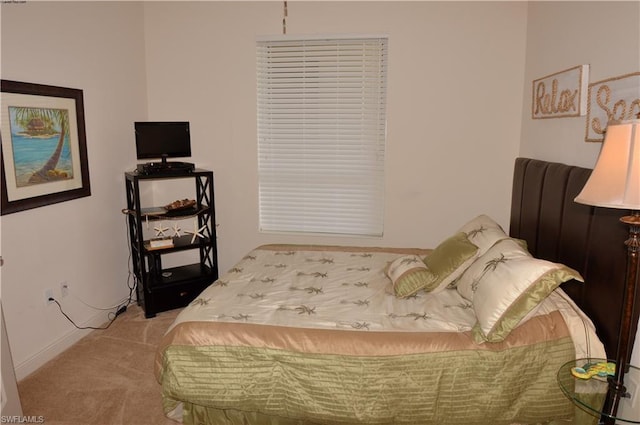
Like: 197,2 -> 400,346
14,311 -> 110,381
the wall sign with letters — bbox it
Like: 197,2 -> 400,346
585,72 -> 640,142
532,65 -> 589,119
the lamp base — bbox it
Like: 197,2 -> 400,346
621,212 -> 640,228
601,210 -> 640,424
600,378 -> 630,424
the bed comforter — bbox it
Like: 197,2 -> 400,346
155,244 -> 605,425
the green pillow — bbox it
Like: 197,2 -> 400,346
423,232 -> 479,293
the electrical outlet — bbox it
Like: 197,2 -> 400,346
44,289 -> 54,306
60,281 -> 69,298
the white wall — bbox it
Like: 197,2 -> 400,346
520,1 -> 640,167
1,2 -> 148,379
142,1 -> 528,273
0,0 -> 529,379
520,0 -> 640,364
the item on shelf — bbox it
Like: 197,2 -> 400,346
140,206 -> 167,216
165,198 -> 196,211
148,237 -> 174,249
570,361 -> 615,380
185,219 -> 207,244
154,222 -> 169,237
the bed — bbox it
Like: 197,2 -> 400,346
154,157 -> 640,425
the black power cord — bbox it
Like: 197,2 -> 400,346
51,213 -> 141,329
50,298 -> 128,330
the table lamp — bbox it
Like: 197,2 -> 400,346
574,115 -> 640,420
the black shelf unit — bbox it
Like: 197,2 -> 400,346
124,169 -> 218,318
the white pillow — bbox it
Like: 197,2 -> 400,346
456,238 -> 583,342
456,214 -> 509,256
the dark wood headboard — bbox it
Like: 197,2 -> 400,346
509,157 -> 639,361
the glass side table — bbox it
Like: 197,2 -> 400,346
557,358 -> 640,424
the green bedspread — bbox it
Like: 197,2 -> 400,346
154,245 -> 599,425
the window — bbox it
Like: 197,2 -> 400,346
257,36 -> 388,236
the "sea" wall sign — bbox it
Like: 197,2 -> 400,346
532,65 -> 589,119
585,72 -> 640,142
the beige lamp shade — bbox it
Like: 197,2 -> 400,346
575,118 -> 640,210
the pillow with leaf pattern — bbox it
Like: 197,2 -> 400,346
386,254 -> 437,298
456,214 -> 510,256
456,238 -> 583,342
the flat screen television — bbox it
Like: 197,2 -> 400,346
134,121 -> 191,164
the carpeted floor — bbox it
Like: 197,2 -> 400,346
17,304 -> 181,425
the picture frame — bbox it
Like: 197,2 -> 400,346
585,72 -> 640,142
531,64 -> 589,119
1,80 -> 91,215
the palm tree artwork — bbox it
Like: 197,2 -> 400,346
8,106 -> 73,187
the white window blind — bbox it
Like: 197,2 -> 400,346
257,36 -> 388,236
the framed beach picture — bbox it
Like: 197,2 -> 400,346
1,80 -> 91,215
